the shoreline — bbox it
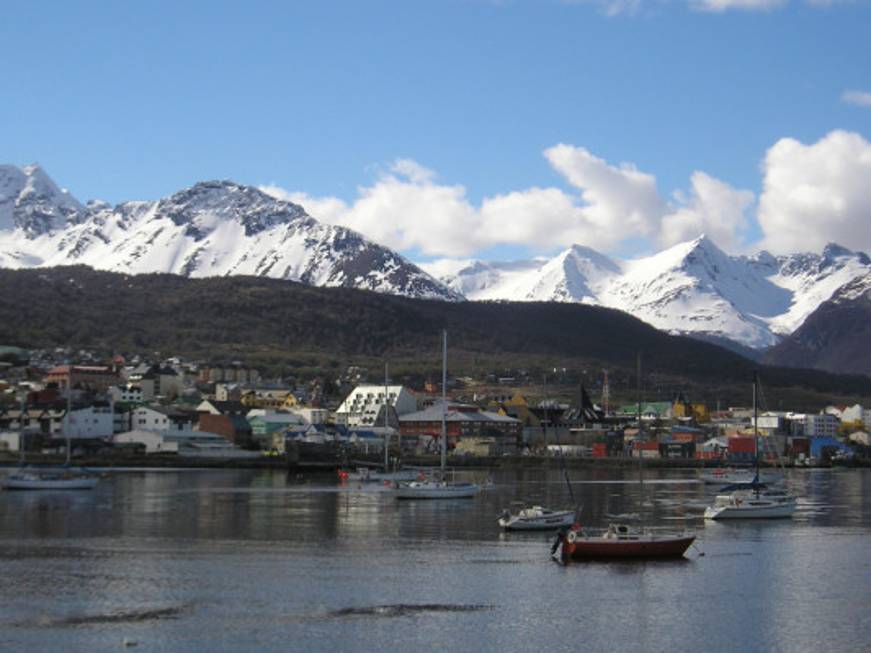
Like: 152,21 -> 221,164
2,452 -> 867,471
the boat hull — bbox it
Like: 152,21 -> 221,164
2,475 -> 99,490
704,500 -> 796,520
347,468 -> 422,483
560,534 -> 696,561
395,482 -> 478,499
499,511 -> 576,531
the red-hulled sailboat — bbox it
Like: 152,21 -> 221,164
551,353 -> 696,563
552,523 -> 695,562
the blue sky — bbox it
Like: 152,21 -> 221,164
2,0 -> 870,262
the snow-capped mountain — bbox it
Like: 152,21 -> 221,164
433,236 -> 871,349
0,165 -> 460,300
0,164 -> 83,236
763,273 -> 871,376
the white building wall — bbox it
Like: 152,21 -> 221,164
804,413 -> 839,438
335,385 -> 417,427
65,406 -> 114,439
114,429 -> 179,454
130,407 -> 172,432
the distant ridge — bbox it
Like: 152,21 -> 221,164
433,236 -> 871,350
0,266 -> 868,409
763,275 -> 871,377
2,164 -> 869,359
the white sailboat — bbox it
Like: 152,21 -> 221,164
395,330 -> 479,500
1,392 -> 99,491
345,363 -> 423,483
499,375 -> 575,529
499,505 -> 576,530
704,374 -> 795,520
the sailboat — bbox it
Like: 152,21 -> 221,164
704,373 -> 796,520
499,375 -> 575,530
1,392 -> 99,491
553,355 -> 696,561
343,363 -> 421,484
394,330 -> 479,500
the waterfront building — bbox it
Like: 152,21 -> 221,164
335,384 -> 417,427
398,400 -> 522,450
43,365 -> 119,392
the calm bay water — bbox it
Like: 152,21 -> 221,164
1,466 -> 868,652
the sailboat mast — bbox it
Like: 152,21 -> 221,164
753,372 -> 759,484
384,362 -> 389,471
637,352 -> 643,495
65,379 -> 72,466
440,329 -> 448,473
543,373 -> 548,452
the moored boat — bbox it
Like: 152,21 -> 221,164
703,373 -> 796,520
551,352 -> 696,562
498,505 -> 575,530
553,523 -> 696,561
395,479 -> 478,499
704,486 -> 796,519
2,468 -> 99,491
393,331 -> 480,500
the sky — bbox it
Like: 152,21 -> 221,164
1,0 -> 870,265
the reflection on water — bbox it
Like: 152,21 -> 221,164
0,467 -> 868,652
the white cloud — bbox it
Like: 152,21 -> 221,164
261,146 -> 754,259
544,144 -> 665,237
842,89 -> 871,108
692,0 -> 788,11
563,0 -> 846,14
660,172 -> 755,250
563,0 -> 643,16
757,130 -> 871,254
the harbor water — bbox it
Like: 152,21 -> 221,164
1,466 -> 868,652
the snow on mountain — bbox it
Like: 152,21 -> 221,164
0,164 -> 83,235
3,164 -> 868,350
0,167 -> 460,301
432,235 -> 871,349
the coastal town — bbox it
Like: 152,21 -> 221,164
1,345 -> 867,470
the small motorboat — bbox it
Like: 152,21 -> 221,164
552,523 -> 696,562
498,505 -> 576,531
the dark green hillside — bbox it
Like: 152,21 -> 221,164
1,266 -> 868,409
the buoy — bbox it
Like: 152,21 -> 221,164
122,637 -> 138,647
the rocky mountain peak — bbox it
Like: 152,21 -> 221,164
153,180 -> 310,238
0,163 -> 84,236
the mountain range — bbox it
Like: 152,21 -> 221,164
0,164 -> 459,301
1,164 -> 869,370
429,238 -> 871,352
1,265 -> 869,410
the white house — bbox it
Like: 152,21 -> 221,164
126,406 -> 194,433
114,429 -> 180,454
65,406 -> 114,439
334,385 -> 417,427
108,384 -> 145,404
130,406 -> 173,432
